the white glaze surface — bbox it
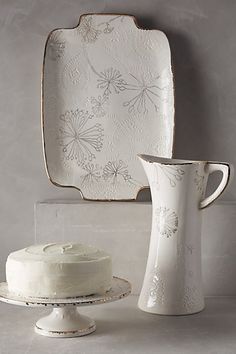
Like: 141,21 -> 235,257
35,308 -> 96,337
6,243 -> 112,298
43,14 -> 174,200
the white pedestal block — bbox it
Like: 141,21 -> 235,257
35,201 -> 236,296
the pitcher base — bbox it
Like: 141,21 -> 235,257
138,302 -> 205,316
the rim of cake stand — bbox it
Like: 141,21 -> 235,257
0,276 -> 131,307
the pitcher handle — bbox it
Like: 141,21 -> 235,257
200,162 -> 233,209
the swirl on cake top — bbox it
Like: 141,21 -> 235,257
9,243 -> 110,263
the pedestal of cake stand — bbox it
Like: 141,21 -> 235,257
0,277 -> 131,338
35,306 -> 96,337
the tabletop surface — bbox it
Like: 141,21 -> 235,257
0,295 -> 236,354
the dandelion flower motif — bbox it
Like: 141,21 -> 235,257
90,94 -> 108,118
155,207 -> 178,238
123,71 -> 169,114
159,165 -> 185,187
78,16 -> 101,43
81,163 -> 101,186
97,15 -> 124,34
103,160 -> 132,184
59,109 -> 103,165
97,68 -> 127,96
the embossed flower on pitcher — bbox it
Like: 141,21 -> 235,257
148,267 -> 165,307
78,16 -> 101,43
182,286 -> 201,312
155,207 -> 178,238
159,165 -> 185,187
58,109 -> 104,165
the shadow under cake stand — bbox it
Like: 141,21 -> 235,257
0,276 -> 131,338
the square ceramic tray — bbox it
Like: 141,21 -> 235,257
42,13 -> 175,200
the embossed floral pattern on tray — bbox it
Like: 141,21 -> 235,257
47,30 -> 66,61
43,14 -> 175,199
58,109 -> 104,165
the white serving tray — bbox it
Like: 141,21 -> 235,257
42,13 -> 175,200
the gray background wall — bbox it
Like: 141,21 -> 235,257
0,0 -> 236,280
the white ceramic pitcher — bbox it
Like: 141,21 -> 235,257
138,154 -> 232,315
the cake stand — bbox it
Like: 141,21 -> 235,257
0,276 -> 131,338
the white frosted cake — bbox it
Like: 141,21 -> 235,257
6,243 -> 112,298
